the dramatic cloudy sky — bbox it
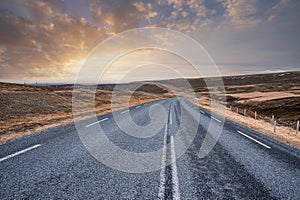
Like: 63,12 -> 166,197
0,0 -> 299,83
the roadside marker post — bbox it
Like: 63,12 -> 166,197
244,109 -> 246,116
255,111 -> 257,120
297,120 -> 299,134
274,120 -> 277,133
272,115 -> 275,123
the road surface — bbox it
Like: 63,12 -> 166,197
1,98 -> 299,199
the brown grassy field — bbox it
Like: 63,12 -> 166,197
0,82 -> 174,143
191,71 -> 300,148
0,71 -> 299,148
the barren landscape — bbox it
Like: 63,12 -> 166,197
0,82 -> 174,143
1,71 -> 299,148
193,71 -> 300,148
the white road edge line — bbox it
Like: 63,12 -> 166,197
136,105 -> 141,109
170,112 -> 172,125
237,130 -> 271,149
0,144 -> 41,162
158,124 -> 168,199
170,136 -> 180,200
86,117 -> 108,127
211,116 -> 221,123
200,110 -> 205,114
121,110 -> 129,114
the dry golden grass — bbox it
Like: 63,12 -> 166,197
0,82 -> 173,144
227,91 -> 300,103
197,96 -> 300,149
1,73 -> 299,149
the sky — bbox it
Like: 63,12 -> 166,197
0,0 -> 299,83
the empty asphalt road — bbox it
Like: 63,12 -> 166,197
1,98 -> 300,199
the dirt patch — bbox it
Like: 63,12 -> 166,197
136,83 -> 170,94
227,91 -> 300,102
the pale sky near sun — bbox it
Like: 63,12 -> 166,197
0,0 -> 299,83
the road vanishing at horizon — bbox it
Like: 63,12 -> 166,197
1,98 -> 300,199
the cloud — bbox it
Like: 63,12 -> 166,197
0,46 -> 7,63
133,2 -> 148,13
166,0 -> 184,9
267,0 -> 295,21
156,0 -> 215,32
220,0 -> 261,28
0,1 -> 107,81
90,0 -> 154,34
186,0 -> 208,17
0,0 -> 299,82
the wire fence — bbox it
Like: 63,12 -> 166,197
226,105 -> 299,134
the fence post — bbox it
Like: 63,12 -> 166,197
255,111 -> 257,120
297,120 -> 299,134
244,109 -> 246,116
274,120 -> 276,133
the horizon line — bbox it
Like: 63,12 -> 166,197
0,70 -> 299,86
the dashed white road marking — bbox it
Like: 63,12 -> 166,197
170,136 -> 180,200
121,110 -> 129,114
86,117 -> 108,127
159,111 -> 180,199
158,124 -> 168,199
237,130 -> 271,149
211,116 -> 222,123
0,144 -> 41,162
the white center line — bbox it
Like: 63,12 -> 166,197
85,117 -> 108,127
158,124 -> 168,199
211,116 -> 221,123
237,130 -> 271,149
121,110 -> 129,114
170,136 -> 180,200
0,144 -> 41,162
